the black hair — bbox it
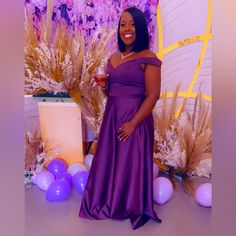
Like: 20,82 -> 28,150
118,7 -> 150,52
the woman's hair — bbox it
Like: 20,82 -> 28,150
118,7 -> 150,52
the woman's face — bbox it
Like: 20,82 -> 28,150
119,11 -> 136,49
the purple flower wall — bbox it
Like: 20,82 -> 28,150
25,0 -> 159,50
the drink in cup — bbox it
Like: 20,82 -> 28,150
94,66 -> 108,84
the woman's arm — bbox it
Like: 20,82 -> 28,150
118,61 -> 161,141
131,63 -> 161,126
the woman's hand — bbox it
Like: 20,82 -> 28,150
92,73 -> 109,88
118,121 -> 136,141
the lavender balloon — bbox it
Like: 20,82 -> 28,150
84,154 -> 94,170
195,183 -> 212,207
153,163 -> 159,179
46,180 -> 71,202
31,174 -> 37,185
48,159 -> 67,177
36,170 -> 55,191
153,177 -> 173,204
72,171 -> 89,194
68,162 -> 87,176
56,172 -> 72,187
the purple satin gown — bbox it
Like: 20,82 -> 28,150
79,57 -> 162,230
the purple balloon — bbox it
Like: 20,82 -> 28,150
153,177 -> 173,204
68,162 -> 87,176
46,180 -> 71,202
48,159 -> 67,177
195,183 -> 212,207
72,171 -> 89,194
36,170 -> 55,191
56,172 -> 72,187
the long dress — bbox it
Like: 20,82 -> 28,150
79,56 -> 162,230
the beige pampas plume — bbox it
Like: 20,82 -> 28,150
153,84 -> 212,196
78,27 -> 116,136
24,5 -> 84,97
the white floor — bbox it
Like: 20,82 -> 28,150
25,177 -> 211,236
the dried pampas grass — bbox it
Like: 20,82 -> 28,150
78,28 -> 116,136
24,7 -> 84,99
24,130 -> 60,187
25,5 -> 116,135
154,85 -> 212,196
25,131 -> 44,172
24,131 -> 47,187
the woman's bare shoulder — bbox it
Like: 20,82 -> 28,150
110,52 -> 120,60
142,49 -> 157,58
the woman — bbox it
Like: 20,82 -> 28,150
79,7 -> 162,230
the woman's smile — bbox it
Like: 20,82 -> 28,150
123,33 -> 133,38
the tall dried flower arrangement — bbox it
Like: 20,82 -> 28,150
25,130 -> 60,187
24,4 -> 84,102
153,85 -> 212,195
25,131 -> 48,187
24,3 -> 116,135
78,28 -> 116,135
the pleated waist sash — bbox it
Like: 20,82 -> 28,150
108,84 -> 145,97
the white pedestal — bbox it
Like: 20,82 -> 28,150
38,101 -> 83,165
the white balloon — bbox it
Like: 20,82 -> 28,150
36,170 -> 55,191
31,174 -> 37,185
153,177 -> 173,205
84,154 -> 94,170
153,163 -> 159,179
195,183 -> 212,207
68,162 -> 87,176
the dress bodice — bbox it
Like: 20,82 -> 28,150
107,57 -> 162,97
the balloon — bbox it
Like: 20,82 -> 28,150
195,183 -> 212,207
153,177 -> 173,204
56,172 -> 72,187
31,174 -> 37,185
72,171 -> 89,194
68,162 -> 87,176
84,154 -> 94,170
48,159 -> 67,177
153,163 -> 159,179
46,180 -> 71,202
36,170 -> 55,191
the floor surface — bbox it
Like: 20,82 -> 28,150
25,177 -> 211,236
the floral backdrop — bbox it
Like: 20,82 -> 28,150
25,0 -> 159,49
